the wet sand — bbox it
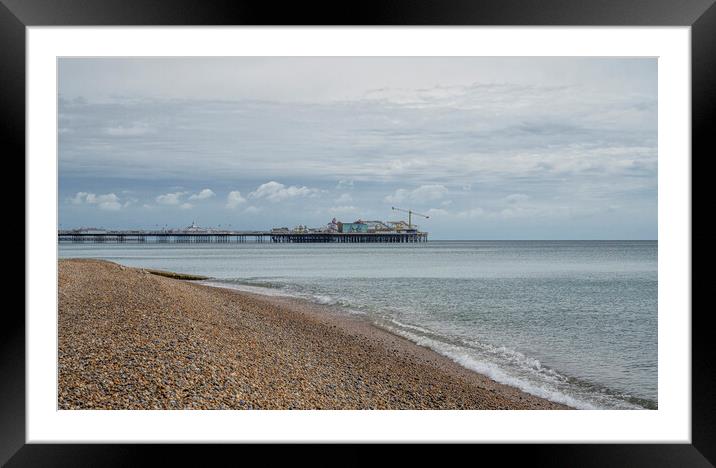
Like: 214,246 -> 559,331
58,259 -> 568,410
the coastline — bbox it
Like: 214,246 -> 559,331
59,258 -> 569,410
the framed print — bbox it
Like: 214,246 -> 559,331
5,0 -> 712,464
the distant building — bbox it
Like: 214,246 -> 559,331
388,221 -> 416,233
184,221 -> 205,232
269,216 -> 420,235
339,221 -> 369,233
363,220 -> 392,233
326,218 -> 339,232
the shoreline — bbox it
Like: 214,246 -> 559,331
199,281 -> 574,409
59,258 -> 569,410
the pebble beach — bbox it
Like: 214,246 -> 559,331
58,259 -> 568,410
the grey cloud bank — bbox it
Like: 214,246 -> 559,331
58,57 -> 657,239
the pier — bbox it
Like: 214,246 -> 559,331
58,230 -> 428,244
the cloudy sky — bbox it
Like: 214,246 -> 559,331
58,57 -> 657,239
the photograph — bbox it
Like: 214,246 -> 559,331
57,56 -> 658,411
5,0 -> 707,458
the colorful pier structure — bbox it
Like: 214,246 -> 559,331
58,230 -> 428,244
59,219 -> 428,244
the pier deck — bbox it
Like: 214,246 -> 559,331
58,231 -> 428,244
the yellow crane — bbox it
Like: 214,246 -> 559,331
391,206 -> 430,230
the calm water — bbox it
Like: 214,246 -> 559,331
59,240 -> 657,409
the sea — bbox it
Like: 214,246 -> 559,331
59,240 -> 657,410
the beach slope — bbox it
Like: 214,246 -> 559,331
58,259 -> 566,410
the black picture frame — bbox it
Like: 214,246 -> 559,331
5,0 -> 711,464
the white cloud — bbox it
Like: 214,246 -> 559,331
385,184 -> 448,204
226,191 -> 247,209
244,206 -> 261,213
505,193 -> 530,204
179,203 -> 194,210
327,205 -> 359,215
104,123 -> 154,136
156,191 -> 186,205
384,189 -> 409,204
69,192 -> 122,211
425,208 -> 449,216
336,193 -> 353,204
456,208 -> 486,219
99,201 -> 122,211
414,185 -> 449,200
189,188 -> 215,200
70,192 -> 89,205
249,181 -> 321,202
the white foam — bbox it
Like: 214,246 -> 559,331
386,318 -> 434,336
382,325 -> 645,410
311,294 -> 337,305
200,279 -> 644,410
199,280 -> 295,298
